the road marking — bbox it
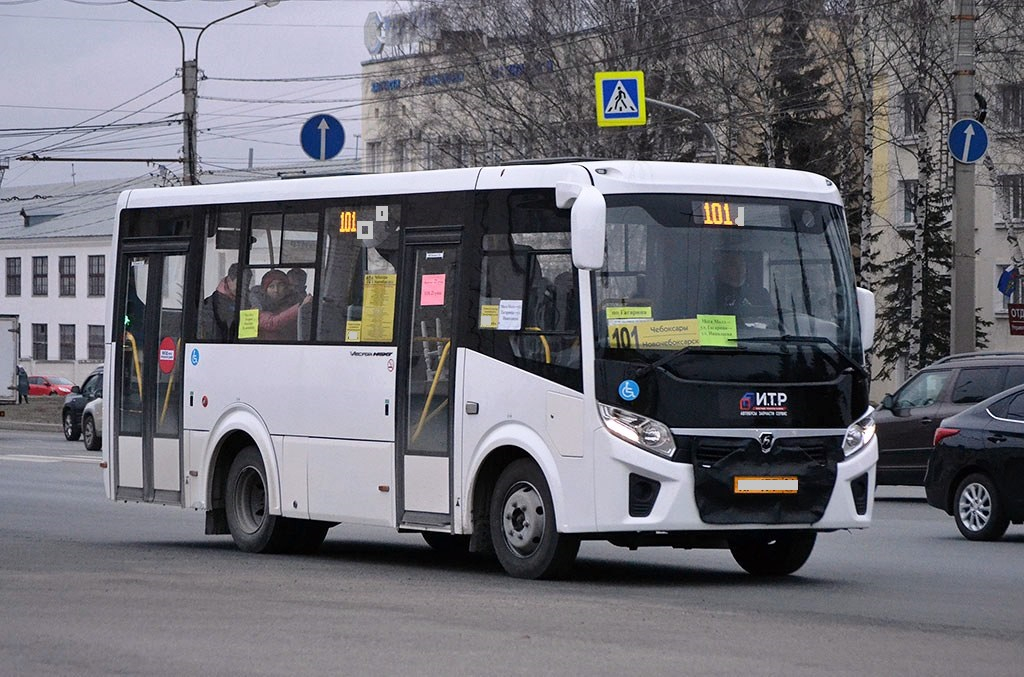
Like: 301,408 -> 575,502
0,454 -> 99,465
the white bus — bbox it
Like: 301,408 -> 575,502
101,160 -> 878,579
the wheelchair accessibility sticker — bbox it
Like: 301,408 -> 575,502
618,379 -> 639,401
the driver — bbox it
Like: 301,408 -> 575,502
714,251 -> 770,310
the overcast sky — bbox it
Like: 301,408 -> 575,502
1,0 -> 400,188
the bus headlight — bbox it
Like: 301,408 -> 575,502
842,410 -> 876,457
598,403 -> 676,458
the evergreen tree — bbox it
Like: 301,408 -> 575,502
757,1 -> 846,180
868,146 -> 989,380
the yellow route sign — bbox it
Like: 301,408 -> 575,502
595,71 -> 646,127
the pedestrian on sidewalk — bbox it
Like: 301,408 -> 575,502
17,366 -> 29,404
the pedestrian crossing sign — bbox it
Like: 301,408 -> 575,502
595,71 -> 646,127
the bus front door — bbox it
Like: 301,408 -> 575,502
113,250 -> 187,505
398,241 -> 459,529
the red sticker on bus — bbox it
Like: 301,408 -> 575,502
159,336 -> 176,374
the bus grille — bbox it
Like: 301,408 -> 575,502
677,435 -> 844,467
674,434 -> 845,525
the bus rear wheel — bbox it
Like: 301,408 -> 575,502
489,459 -> 579,579
728,532 -> 816,577
225,446 -> 293,553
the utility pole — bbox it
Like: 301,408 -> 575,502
951,0 -> 977,354
126,1 -> 277,185
183,59 -> 199,186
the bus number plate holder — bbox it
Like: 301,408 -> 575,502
733,476 -> 798,494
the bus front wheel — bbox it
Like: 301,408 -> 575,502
489,459 -> 579,579
728,532 -> 816,577
225,446 -> 292,553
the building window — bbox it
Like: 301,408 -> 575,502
59,324 -> 75,360
88,255 -> 105,296
999,83 -> 1024,130
32,256 -> 48,296
393,140 -> 407,172
899,180 -> 918,227
999,174 -> 1024,222
901,90 -> 924,137
32,324 -> 48,360
5,257 -> 20,296
367,141 -> 383,173
59,256 -> 76,297
88,325 -> 105,360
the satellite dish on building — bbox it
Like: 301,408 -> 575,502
364,12 -> 384,55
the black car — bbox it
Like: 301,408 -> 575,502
924,383 -> 1024,541
874,352 -> 1024,486
62,366 -> 103,442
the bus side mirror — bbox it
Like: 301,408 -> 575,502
557,182 -> 606,270
856,286 -> 875,352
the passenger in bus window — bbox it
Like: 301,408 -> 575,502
257,269 -> 310,340
199,263 -> 250,340
284,268 -> 308,306
713,251 -> 770,311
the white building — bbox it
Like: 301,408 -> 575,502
1,177 -> 135,385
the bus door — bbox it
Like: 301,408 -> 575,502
113,245 -> 188,505
397,238 -> 460,528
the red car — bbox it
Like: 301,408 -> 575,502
27,375 -> 75,397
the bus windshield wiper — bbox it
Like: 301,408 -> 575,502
632,343 -> 746,378
737,335 -> 867,378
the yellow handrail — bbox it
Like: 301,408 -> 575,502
159,338 -> 180,426
412,339 -> 451,444
523,327 -> 551,364
124,332 -> 143,399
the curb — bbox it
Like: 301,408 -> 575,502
0,421 -> 63,432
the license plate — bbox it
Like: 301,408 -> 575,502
734,476 -> 798,494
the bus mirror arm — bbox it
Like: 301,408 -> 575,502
557,181 -> 606,270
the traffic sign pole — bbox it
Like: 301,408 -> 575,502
950,0 -> 978,354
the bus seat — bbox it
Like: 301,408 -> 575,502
297,300 -> 312,341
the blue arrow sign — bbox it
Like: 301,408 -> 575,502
948,118 -> 988,164
301,114 -> 345,161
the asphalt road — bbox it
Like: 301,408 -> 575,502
1,430 -> 1022,676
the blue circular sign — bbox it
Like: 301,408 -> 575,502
618,379 -> 640,401
300,114 -> 345,161
948,118 -> 988,164
190,348 -> 200,366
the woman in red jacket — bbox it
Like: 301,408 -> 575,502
257,269 -> 310,341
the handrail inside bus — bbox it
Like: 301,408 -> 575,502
159,338 -> 180,426
412,339 -> 451,444
124,331 -> 143,399
523,327 -> 552,364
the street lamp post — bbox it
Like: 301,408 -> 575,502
646,98 -> 721,164
126,1 -> 277,185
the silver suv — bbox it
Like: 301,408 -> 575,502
875,352 -> 1024,485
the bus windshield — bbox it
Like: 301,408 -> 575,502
593,193 -> 862,364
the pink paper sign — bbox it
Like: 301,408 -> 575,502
420,274 -> 446,306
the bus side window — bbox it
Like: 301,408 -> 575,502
470,189 -> 581,391
318,203 -> 400,344
197,209 -> 243,342
242,211 -> 319,343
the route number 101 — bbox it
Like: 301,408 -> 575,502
610,325 -> 640,348
703,201 -> 735,226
